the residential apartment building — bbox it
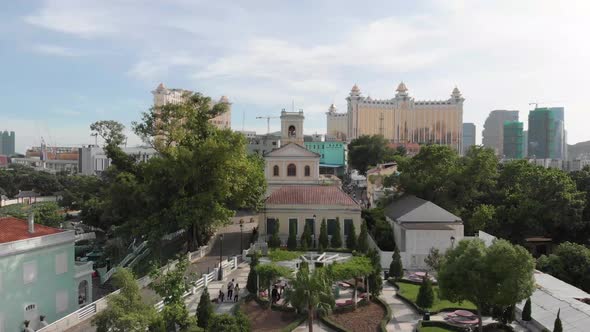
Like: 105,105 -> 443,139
528,107 -> 566,160
240,131 -> 281,156
503,121 -> 524,159
462,123 -> 476,155
151,83 -> 231,130
0,216 -> 93,331
78,146 -> 158,175
326,82 -> 464,151
0,131 -> 15,156
482,110 -> 519,156
304,140 -> 347,175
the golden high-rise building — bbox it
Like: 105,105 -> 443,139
151,83 -> 231,129
327,82 -> 464,151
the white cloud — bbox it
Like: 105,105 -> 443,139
19,0 -> 590,144
32,44 -> 82,57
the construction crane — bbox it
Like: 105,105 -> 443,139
256,116 -> 280,134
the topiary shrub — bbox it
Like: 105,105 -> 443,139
416,276 -> 434,310
331,218 -> 343,248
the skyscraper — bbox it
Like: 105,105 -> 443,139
503,121 -> 524,159
527,107 -> 566,159
482,110 -> 519,156
0,131 -> 15,155
528,108 -> 556,159
462,123 -> 476,155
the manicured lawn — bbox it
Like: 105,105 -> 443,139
267,249 -> 304,262
397,281 -> 476,312
419,327 -> 454,332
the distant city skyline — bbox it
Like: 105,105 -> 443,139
3,1 -> 590,152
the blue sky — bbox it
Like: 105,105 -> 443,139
2,0 -> 590,153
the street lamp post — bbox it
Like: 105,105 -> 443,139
239,219 -> 244,255
312,214 -> 317,249
218,234 -> 224,280
450,236 -> 456,249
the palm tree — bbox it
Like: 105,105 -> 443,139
284,263 -> 335,332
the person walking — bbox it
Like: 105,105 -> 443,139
218,289 -> 225,304
234,283 -> 240,302
227,278 -> 235,301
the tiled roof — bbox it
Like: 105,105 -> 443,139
384,195 -> 462,223
0,217 -> 63,243
266,185 -> 359,207
16,191 -> 40,198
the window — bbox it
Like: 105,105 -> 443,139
287,164 -> 296,176
56,290 -> 68,313
288,125 -> 296,137
344,219 -> 354,236
273,165 -> 279,176
289,218 -> 298,236
79,280 -> 89,305
23,261 -> 37,284
327,219 -> 337,236
55,252 -> 67,275
305,218 -> 315,235
266,218 -> 278,235
304,165 -> 311,177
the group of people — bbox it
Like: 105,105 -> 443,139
217,278 -> 240,303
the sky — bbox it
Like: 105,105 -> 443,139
2,0 -> 590,153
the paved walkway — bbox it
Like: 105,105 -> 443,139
381,283 -> 421,332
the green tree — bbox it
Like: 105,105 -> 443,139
34,202 -> 63,227
348,135 -> 395,175
268,219 -> 281,249
553,309 -> 562,332
246,253 -> 259,294
132,93 -> 266,251
150,256 -> 196,330
92,269 -> 160,332
346,223 -> 357,250
284,263 -> 335,332
522,298 -> 532,321
301,222 -> 312,249
467,204 -> 495,235
255,264 -> 292,308
367,249 -> 383,297
536,242 -> 590,292
207,314 -> 240,332
438,239 -> 535,332
330,219 -> 342,248
424,247 -> 443,273
196,287 -> 214,329
319,219 -> 329,250
357,220 -> 369,254
234,308 -> 251,332
287,222 -> 298,251
416,276 -> 434,309
389,247 -> 403,279
330,256 -> 373,310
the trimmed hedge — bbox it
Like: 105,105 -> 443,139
419,320 -> 470,332
319,315 -> 350,332
482,323 -> 515,332
279,315 -> 307,332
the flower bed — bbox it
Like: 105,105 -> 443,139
324,301 -> 387,332
242,300 -> 302,332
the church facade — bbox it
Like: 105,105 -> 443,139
327,82 -> 465,152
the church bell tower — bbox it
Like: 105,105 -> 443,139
280,110 -> 304,145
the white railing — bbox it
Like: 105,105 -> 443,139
0,195 -> 59,207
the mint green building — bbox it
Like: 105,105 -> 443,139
0,216 -> 93,331
304,141 -> 347,175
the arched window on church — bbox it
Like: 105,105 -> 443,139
273,165 -> 279,176
304,165 -> 311,177
288,125 -> 296,137
287,164 -> 296,176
